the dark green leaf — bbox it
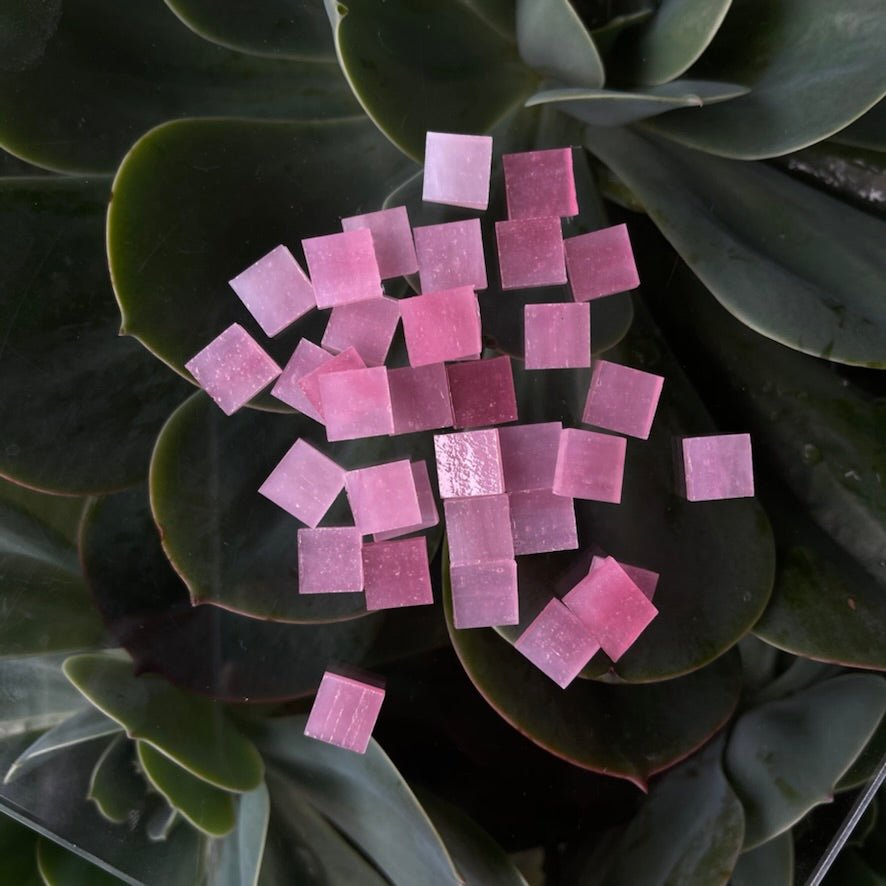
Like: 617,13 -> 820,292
731,832 -> 794,886
839,720 -> 886,791
146,801 -> 179,843
0,0 -> 62,73
207,782 -> 269,886
0,812 -> 42,886
36,837 -> 125,886
0,479 -> 84,546
0,654 -> 86,737
87,734 -> 146,824
833,99 -> 886,152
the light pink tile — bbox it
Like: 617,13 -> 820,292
319,366 -> 394,441
508,489 -> 578,556
444,495 -> 514,566
499,422 -> 562,492
400,286 -> 482,367
434,430 -> 505,499
373,461 -> 440,541
298,346 -> 366,418
682,434 -> 754,501
302,228 -> 383,308
304,670 -> 385,753
583,359 -> 664,439
495,218 -> 566,290
588,555 -> 659,601
447,356 -> 518,429
345,460 -> 422,536
565,224 -> 639,302
503,148 -> 578,220
524,302 -> 591,369
388,362 -> 454,434
271,339 -> 330,420
321,296 -> 400,367
414,218 -> 487,293
553,428 -> 626,503
341,206 -> 418,278
298,527 -> 363,594
422,131 -> 493,211
450,559 -> 519,629
362,537 -> 433,611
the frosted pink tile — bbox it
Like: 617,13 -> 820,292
444,495 -> 514,566
434,430 -> 505,499
345,460 -> 422,536
297,527 -> 363,594
271,339 -> 330,420
499,422 -> 562,492
298,346 -> 366,418
553,428 -> 626,503
321,296 -> 400,367
588,555 -> 659,602
450,560 -> 519,629
514,598 -> 599,688
503,148 -> 578,220
185,324 -> 281,416
341,206 -> 418,278
304,670 -> 385,754
682,433 -> 754,501
583,359 -> 664,439
228,245 -> 315,337
495,218 -> 566,290
362,537 -> 433,610
259,439 -> 344,527
447,356 -> 518,429
508,490 -> 578,555
319,366 -> 394,441
563,555 -> 658,661
388,363 -> 454,434
302,228 -> 382,308
414,219 -> 487,293
400,286 -> 482,367
524,303 -> 591,369
422,131 -> 493,211
373,461 -> 439,541
565,224 -> 639,302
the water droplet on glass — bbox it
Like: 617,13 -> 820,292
801,443 -> 821,464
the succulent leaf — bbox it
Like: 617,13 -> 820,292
36,836 -> 126,886
206,781 -> 269,886
730,832 -> 794,886
0,808 -> 42,886
88,733 -> 147,825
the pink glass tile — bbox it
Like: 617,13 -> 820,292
345,460 -> 422,536
588,555 -> 659,602
388,362 -> 454,434
495,218 -> 566,290
414,219 -> 488,293
185,324 -> 281,416
682,433 -> 755,501
514,598 -> 600,688
271,338 -> 330,420
444,494 -> 514,566
422,131 -> 493,211
341,206 -> 418,279
258,439 -> 344,527
583,359 -> 664,439
321,296 -> 400,367
524,302 -> 591,370
508,489 -> 578,556
373,461 -> 440,541
362,537 -> 433,611
434,429 -> 505,499
447,356 -> 518,429
565,224 -> 639,302
228,244 -> 315,337
450,559 -> 519,629
304,670 -> 385,754
503,148 -> 578,220
499,422 -> 562,492
553,428 -> 626,503
319,366 -> 394,441
298,346 -> 366,418
563,555 -> 658,661
297,527 -> 363,594
400,286 -> 482,367
302,228 -> 383,308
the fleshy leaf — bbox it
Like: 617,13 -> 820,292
0,654 -> 86,736
206,781 -> 269,886
0,811 -> 41,886
725,673 -> 886,848
731,832 -> 794,886
0,478 -> 84,546
584,126 -> 886,366
88,734 -> 146,824
833,99 -> 886,152
36,837 -> 125,886
645,0 -> 886,158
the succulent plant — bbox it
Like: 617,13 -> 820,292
1,0 -> 885,883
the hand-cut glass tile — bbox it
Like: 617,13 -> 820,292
304,670 -> 385,754
524,303 -> 591,369
682,433 -> 755,501
565,223 -> 639,302
302,228 -> 383,308
508,489 -> 578,555
444,495 -> 514,566
362,537 -> 433,611
185,323 -> 281,416
259,439 -> 344,527
503,148 -> 578,220
321,296 -> 400,367
514,598 -> 599,688
374,461 -> 440,541
400,286 -> 482,367
499,422 -> 562,492
319,366 -> 394,441
388,362 -> 454,434
297,346 -> 366,418
553,428 -> 626,503
583,359 -> 664,439
588,554 -> 659,601
414,218 -> 487,293
434,430 -> 504,499
447,356 -> 518,429
298,527 -> 363,594
271,338 -> 330,420
495,218 -> 566,290
228,244 -> 315,337
450,560 -> 519,629
345,460 -> 422,536
563,555 -> 658,661
341,206 -> 418,278
422,131 -> 493,211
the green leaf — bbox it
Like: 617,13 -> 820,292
584,126 -> 886,366
645,0 -> 886,158
146,801 -> 179,843
0,812 -> 42,886
0,175 -> 191,494
207,782 -> 269,886
0,654 -> 86,737
725,673 -> 886,848
833,99 -> 886,152
325,0 -> 536,160
731,832 -> 794,886
0,478 -> 84,546
0,0 -> 357,173
87,734 -> 146,824
63,652 -> 264,792
839,719 -> 886,791
36,837 -> 125,886
0,0 -> 62,73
